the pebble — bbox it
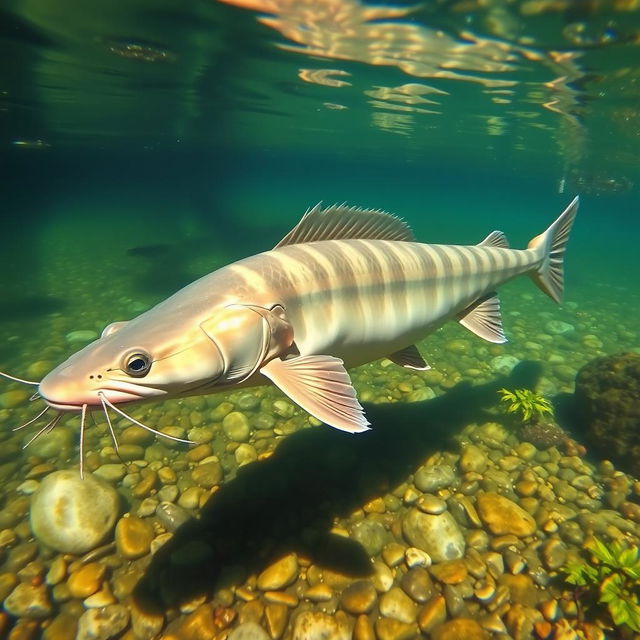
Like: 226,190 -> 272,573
414,464 -> 456,493
67,562 -> 107,598
476,492 -> 536,537
156,502 -> 191,532
76,604 -> 130,640
222,412 -> 251,442
257,554 -> 298,591
340,581 -> 377,614
93,464 -> 127,483
401,567 -> 434,603
185,444 -> 212,463
417,595 -> 447,633
402,508 -> 465,562
17,480 -> 39,495
4,583 -> 53,619
177,486 -> 202,510
115,516 -> 153,559
352,518 -> 389,556
374,618 -> 417,640
430,559 -> 467,584
490,355 -> 520,375
405,547 -> 431,568
46,557 -> 66,586
191,461 -> 223,488
460,445 -> 488,473
379,587 -> 417,623
235,443 -> 258,466
417,495 -> 446,515
292,611 -> 350,640
30,471 -> 120,554
305,583 -> 333,602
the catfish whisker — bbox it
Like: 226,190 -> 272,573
80,404 -> 87,479
98,395 -> 120,451
0,371 -> 39,386
22,413 -> 63,449
98,392 -> 194,445
29,392 -> 41,402
13,406 -> 50,431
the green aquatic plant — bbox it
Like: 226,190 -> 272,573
562,536 -> 640,633
497,387 -> 554,424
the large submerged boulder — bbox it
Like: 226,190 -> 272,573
30,470 -> 120,554
574,352 -> 640,474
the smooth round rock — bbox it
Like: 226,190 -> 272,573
222,412 -> 251,442
292,611 -> 350,640
76,604 -> 129,640
476,492 -> 536,537
68,562 -> 107,599
191,462 -> 223,489
115,516 -> 153,559
340,581 -> 377,614
257,554 -> 298,591
352,518 -> 389,556
402,508 -> 465,562
4,583 -> 53,619
414,465 -> 456,493
30,471 -> 120,554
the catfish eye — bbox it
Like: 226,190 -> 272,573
124,352 -> 152,377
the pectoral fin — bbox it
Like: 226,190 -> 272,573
260,355 -> 370,433
388,345 -> 431,370
457,293 -> 507,343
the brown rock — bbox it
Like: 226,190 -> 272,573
115,516 -> 154,560
341,581 -> 377,614
504,603 -> 544,640
67,562 -> 107,599
498,574 -> 540,608
42,612 -> 79,640
265,603 -> 288,639
374,618 -> 418,640
379,587 -> 417,624
429,560 -> 467,584
476,492 -> 536,536
432,618 -> 488,640
185,444 -> 212,463
132,469 -> 157,499
417,595 -> 446,634
257,554 -> 298,591
191,462 -> 223,489
400,567 -> 434,603
172,604 -> 218,640
353,614 -> 375,640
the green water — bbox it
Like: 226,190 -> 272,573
1,0 -> 640,638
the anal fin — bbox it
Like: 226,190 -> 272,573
457,293 -> 507,344
260,355 -> 370,433
388,345 -> 431,370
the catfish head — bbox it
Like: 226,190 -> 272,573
39,303 -> 295,410
0,303 -> 294,475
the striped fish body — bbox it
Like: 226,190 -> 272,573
229,238 -> 538,368
33,199 -> 578,437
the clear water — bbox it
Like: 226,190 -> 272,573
1,0 -> 639,637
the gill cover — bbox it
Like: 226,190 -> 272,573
200,304 -> 294,383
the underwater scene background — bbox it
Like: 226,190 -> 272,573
1,0 -> 640,639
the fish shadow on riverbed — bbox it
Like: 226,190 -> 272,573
135,361 -> 544,609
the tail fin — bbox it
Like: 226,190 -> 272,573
528,196 -> 579,303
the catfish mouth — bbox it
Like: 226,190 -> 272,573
0,368 -> 194,477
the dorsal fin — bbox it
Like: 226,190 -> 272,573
479,230 -> 509,249
274,203 -> 415,248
